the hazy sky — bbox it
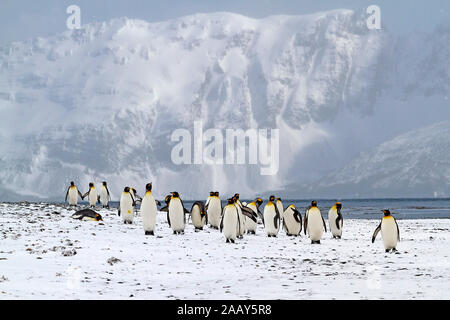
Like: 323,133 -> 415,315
0,0 -> 449,46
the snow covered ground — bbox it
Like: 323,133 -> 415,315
0,202 -> 449,300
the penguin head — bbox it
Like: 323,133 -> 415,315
164,195 -> 172,204
102,181 -> 107,186
145,183 -> 152,192
95,214 -> 103,221
227,198 -> 235,205
124,187 -> 130,193
171,191 -> 179,198
131,188 -> 138,195
89,182 -> 94,188
70,181 -> 75,186
276,197 -> 282,202
269,195 -> 275,202
209,191 -> 215,196
215,191 -> 219,197
256,198 -> 263,206
234,193 -> 240,200
336,202 -> 342,210
382,209 -> 391,216
311,200 -> 317,207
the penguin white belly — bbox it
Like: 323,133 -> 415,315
120,194 -> 134,223
207,199 -> 221,228
191,205 -> 205,229
381,218 -> 398,250
68,188 -> 78,205
222,207 -> 238,241
245,203 -> 258,233
169,199 -> 185,232
88,189 -> 98,206
328,209 -> 342,237
99,188 -> 109,206
264,205 -> 279,236
141,193 -> 157,232
308,210 -> 324,241
283,208 -> 301,235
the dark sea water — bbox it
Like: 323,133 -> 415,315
73,198 -> 450,220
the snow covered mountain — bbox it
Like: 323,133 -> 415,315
0,11 -> 448,200
280,121 -> 450,198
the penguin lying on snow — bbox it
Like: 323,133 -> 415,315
71,209 -> 103,221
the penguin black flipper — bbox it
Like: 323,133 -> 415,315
293,208 -> 302,224
65,187 -> 70,202
160,206 -> 169,212
82,190 -> 89,200
219,214 -> 224,233
77,190 -> 83,199
241,206 -> 257,223
257,207 -> 264,221
304,210 -> 308,235
322,215 -> 327,232
155,199 -> 161,206
372,222 -> 382,243
274,215 -> 279,230
395,218 -> 400,241
167,211 -> 171,227
117,204 -> 121,216
336,213 -> 343,230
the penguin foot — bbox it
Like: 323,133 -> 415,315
311,240 -> 321,244
385,249 -> 390,253
145,231 -> 154,236
230,239 -> 235,244
226,239 -> 229,243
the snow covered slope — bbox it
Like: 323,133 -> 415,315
0,11 -> 448,200
311,121 -> 450,198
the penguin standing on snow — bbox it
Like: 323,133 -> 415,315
233,193 -> 245,239
82,182 -> 98,207
372,210 -> 400,253
140,183 -> 158,235
304,201 -> 327,244
119,187 -> 135,224
282,205 -> 302,236
276,198 -> 284,220
328,202 -> 343,239
190,201 -> 207,231
245,198 -> 263,234
263,195 -> 281,237
168,192 -> 189,235
65,181 -> 83,206
206,191 -> 222,230
220,198 -> 239,243
98,181 -> 111,208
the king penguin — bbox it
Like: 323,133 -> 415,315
65,181 -> 83,206
282,205 -> 302,236
220,198 -> 239,243
190,201 -> 207,231
328,202 -> 343,239
245,198 -> 263,234
168,191 -> 189,235
263,195 -> 281,237
233,193 -> 245,239
83,183 -> 98,207
206,191 -> 222,230
71,209 -> 103,221
120,187 -> 135,224
140,183 -> 158,235
99,181 -> 111,208
372,210 -> 400,253
304,201 -> 327,244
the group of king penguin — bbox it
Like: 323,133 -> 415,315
65,181 -> 401,253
